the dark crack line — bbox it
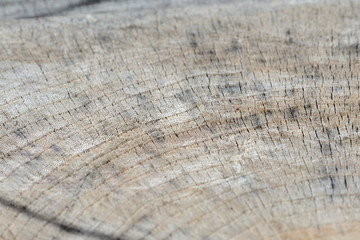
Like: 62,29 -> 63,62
0,195 -> 123,240
21,0 -> 109,19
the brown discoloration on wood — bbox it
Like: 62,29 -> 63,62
1,0 -> 360,239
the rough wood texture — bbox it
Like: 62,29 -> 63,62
1,0 -> 360,239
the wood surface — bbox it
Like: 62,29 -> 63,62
1,0 -> 360,239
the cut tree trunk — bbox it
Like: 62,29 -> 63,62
0,0 -> 360,239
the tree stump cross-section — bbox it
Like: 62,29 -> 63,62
0,0 -> 360,239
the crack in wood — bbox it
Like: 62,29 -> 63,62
0,196 -> 122,240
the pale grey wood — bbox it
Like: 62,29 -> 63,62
0,0 -> 360,239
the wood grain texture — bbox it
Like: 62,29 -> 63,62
1,0 -> 360,239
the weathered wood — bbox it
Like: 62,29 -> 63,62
1,0 -> 360,239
